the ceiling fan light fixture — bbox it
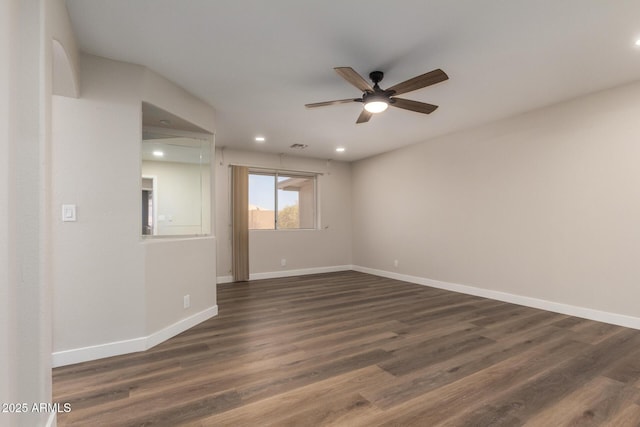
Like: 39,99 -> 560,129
364,100 -> 388,113
306,66 -> 448,123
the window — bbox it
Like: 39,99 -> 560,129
248,170 -> 317,230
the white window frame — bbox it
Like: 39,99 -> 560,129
248,168 -> 319,230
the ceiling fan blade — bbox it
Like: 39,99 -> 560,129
334,67 -> 373,92
391,98 -> 439,114
305,98 -> 359,108
387,69 -> 448,96
356,109 -> 373,124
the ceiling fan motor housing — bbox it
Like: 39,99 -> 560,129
369,71 -> 384,85
363,71 -> 393,106
362,91 -> 388,104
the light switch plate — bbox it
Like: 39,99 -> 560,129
62,204 -> 76,222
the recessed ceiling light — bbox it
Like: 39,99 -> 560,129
255,136 -> 266,142
635,39 -> 640,47
153,150 -> 164,157
336,147 -> 346,152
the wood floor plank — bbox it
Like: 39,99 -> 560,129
480,309 -> 565,341
602,346 -> 640,385
445,328 -> 640,426
353,338 -> 589,426
522,376 -> 640,427
606,402 -> 640,426
52,271 -> 640,426
378,330 -> 495,376
183,366 -> 391,426
363,324 -> 574,410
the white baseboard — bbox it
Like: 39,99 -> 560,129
146,305 -> 218,348
353,265 -> 640,330
250,265 -> 352,281
52,336 -> 147,368
218,265 -> 353,283
52,305 -> 218,367
217,275 -> 233,284
61,266 -> 640,368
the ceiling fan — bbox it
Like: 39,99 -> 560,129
305,67 -> 448,124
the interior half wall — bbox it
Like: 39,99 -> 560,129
52,54 -> 217,366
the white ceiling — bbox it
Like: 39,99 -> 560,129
65,0 -> 640,162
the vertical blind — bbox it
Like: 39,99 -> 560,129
231,165 -> 249,281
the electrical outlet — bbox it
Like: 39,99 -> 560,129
281,258 -> 287,267
62,204 -> 77,222
183,295 -> 190,309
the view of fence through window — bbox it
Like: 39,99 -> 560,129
248,171 -> 316,230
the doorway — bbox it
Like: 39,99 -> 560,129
142,176 -> 156,235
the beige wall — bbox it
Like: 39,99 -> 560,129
0,2 -> 10,415
298,180 -> 315,228
215,149 -> 352,279
145,237 -> 216,333
52,54 -> 217,365
142,160 -> 211,236
2,0 -> 79,425
52,55 -> 147,352
352,80 -> 640,319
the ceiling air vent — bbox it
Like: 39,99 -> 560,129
289,143 -> 308,149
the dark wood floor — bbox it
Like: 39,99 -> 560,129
53,271 -> 640,426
